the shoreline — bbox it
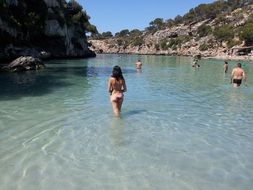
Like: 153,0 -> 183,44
94,52 -> 253,62
1,53 -> 252,67
206,55 -> 253,62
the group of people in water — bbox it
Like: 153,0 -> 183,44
108,58 -> 246,117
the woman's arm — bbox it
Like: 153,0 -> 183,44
231,69 -> 235,83
108,78 -> 113,95
243,70 -> 246,81
122,80 -> 127,92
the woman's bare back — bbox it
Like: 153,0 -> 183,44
108,77 -> 126,93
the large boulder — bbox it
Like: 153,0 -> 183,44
2,56 -> 45,72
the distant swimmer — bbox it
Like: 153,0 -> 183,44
192,60 -> 200,68
135,60 -> 142,70
192,54 -> 201,68
108,66 -> 127,117
224,61 -> 228,73
231,63 -> 246,87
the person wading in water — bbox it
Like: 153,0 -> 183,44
108,66 -> 127,117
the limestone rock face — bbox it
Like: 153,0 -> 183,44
45,20 -> 66,37
2,56 -> 45,72
5,0 -> 18,5
0,18 -> 18,39
43,0 -> 60,8
0,0 -> 95,61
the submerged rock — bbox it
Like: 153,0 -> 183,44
2,56 -> 45,72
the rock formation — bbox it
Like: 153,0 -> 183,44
89,4 -> 253,59
0,0 -> 96,62
2,56 -> 45,72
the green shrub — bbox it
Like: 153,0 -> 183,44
240,23 -> 253,45
85,24 -> 97,35
227,39 -> 241,48
129,29 -> 142,37
246,13 -> 253,24
131,37 -> 144,46
159,39 -> 168,50
115,29 -> 130,37
167,36 -> 191,48
155,44 -> 160,50
149,18 -> 165,30
101,31 -> 113,39
214,25 -> 234,42
197,24 -> 212,37
199,43 -> 208,51
116,39 -> 123,46
67,0 -> 83,14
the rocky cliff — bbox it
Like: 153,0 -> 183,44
89,4 -> 253,59
0,0 -> 95,62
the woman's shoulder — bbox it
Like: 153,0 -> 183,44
109,77 -> 124,83
109,77 -> 116,83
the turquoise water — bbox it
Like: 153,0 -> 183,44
0,54 -> 253,190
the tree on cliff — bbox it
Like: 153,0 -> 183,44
145,18 -> 165,33
214,25 -> 234,43
66,0 -> 98,35
149,18 -> 165,30
115,29 -> 130,37
0,0 -> 48,42
101,31 -> 113,38
182,0 -> 253,24
240,23 -> 253,45
197,24 -> 212,38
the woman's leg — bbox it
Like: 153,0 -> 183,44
118,98 -> 124,112
111,100 -> 120,117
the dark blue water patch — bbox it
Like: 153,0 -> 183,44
0,65 -> 137,100
0,70 -> 73,101
45,66 -> 136,78
86,66 -> 137,77
122,109 -> 148,118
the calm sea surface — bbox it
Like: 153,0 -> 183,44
0,54 -> 253,190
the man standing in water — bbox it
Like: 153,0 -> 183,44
231,63 -> 246,87
135,60 -> 142,70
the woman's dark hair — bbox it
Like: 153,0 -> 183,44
111,65 -> 124,80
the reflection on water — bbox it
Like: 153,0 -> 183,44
136,68 -> 142,74
123,109 -> 147,118
109,118 -> 125,147
0,55 -> 253,190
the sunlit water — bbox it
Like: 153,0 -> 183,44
0,54 -> 253,190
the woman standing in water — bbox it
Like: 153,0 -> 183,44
108,66 -> 127,117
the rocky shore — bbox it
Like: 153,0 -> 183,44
89,38 -> 253,61
207,55 -> 253,61
89,5 -> 253,62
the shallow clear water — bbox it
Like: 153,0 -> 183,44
0,54 -> 253,190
